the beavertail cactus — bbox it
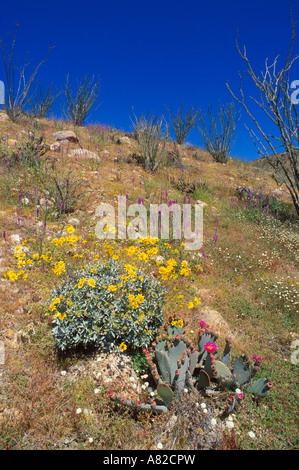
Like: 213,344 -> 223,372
108,317 -> 272,415
144,316 -> 199,404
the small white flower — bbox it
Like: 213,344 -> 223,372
184,388 -> 188,393
203,408 -> 208,414
156,442 -> 163,450
94,388 -> 100,394
61,370 -> 66,376
211,418 -> 217,426
88,437 -> 94,443
200,403 -> 207,409
248,431 -> 256,439
235,388 -> 242,394
76,408 -> 82,414
227,415 -> 233,421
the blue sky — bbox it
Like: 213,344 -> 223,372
0,0 -> 298,161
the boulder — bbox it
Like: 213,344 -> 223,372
119,136 -> 133,145
9,234 -> 21,245
196,307 -> 233,340
50,141 -> 61,151
68,149 -> 99,160
68,218 -> 80,226
0,112 -> 9,122
52,130 -> 78,143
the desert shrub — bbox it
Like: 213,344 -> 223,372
166,102 -> 200,145
170,174 -> 208,195
232,186 -> 297,224
2,131 -> 49,169
35,169 -> 89,217
49,259 -> 166,352
87,123 -> 121,146
198,102 -> 240,163
131,112 -> 168,172
0,30 -> 51,121
164,143 -> 185,168
63,74 -> 101,126
29,82 -> 60,118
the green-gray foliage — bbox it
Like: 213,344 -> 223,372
49,259 -> 166,351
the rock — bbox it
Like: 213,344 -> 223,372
68,149 -> 99,160
236,186 -> 254,199
68,218 -> 80,226
7,139 -> 18,147
4,329 -> 18,348
196,307 -> 233,339
9,234 -> 21,245
21,197 -> 30,206
50,141 -> 61,151
196,200 -> 208,207
0,112 -> 9,122
271,189 -> 283,199
52,130 -> 78,143
119,136 -> 133,145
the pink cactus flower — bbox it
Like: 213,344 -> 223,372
204,342 -> 218,353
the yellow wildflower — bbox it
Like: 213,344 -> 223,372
4,270 -> 18,281
52,260 -> 66,276
66,225 -> 75,234
50,297 -> 61,311
107,284 -> 117,292
77,278 -> 87,288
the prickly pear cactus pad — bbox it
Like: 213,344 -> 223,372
108,318 -> 273,419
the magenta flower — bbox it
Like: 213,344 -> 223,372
252,355 -> 262,364
199,320 -> 206,328
204,342 -> 217,353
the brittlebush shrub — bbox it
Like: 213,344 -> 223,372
48,259 -> 166,352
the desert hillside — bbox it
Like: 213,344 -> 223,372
0,111 -> 298,450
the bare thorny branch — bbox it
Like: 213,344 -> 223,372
226,0 -> 299,216
0,28 -> 52,121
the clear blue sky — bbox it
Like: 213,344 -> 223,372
0,0 -> 298,161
